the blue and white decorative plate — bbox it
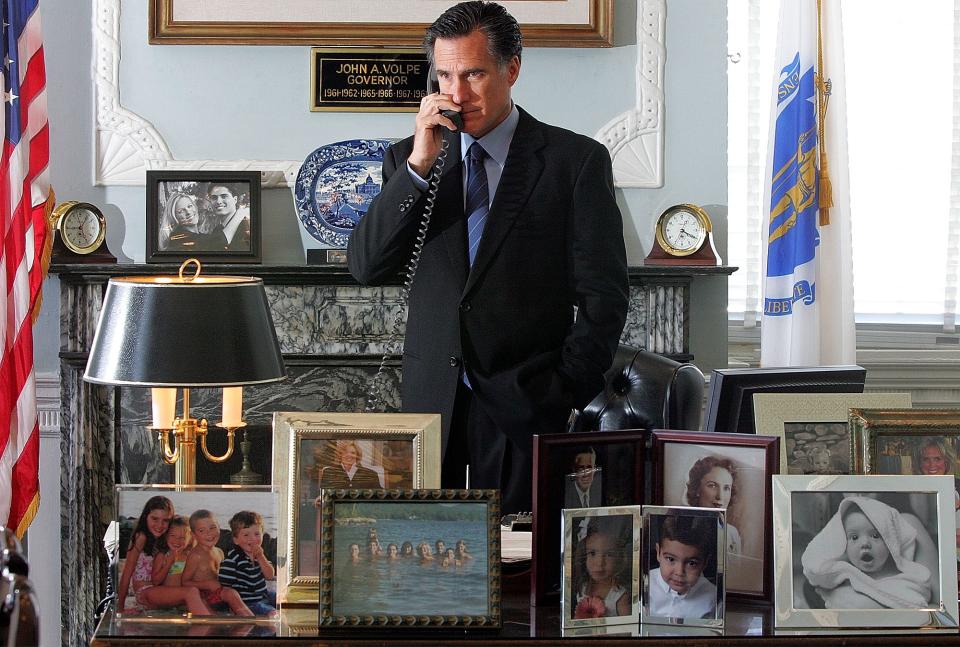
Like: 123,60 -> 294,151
295,139 -> 392,247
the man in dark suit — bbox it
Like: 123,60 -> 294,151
564,447 -> 602,509
347,1 -> 628,513
319,441 -> 382,489
205,183 -> 251,251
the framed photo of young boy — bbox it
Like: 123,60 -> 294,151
532,430 -> 647,605
640,505 -> 725,628
271,411 -> 441,604
114,484 -> 279,622
560,505 -> 641,628
651,430 -> 778,600
316,488 -> 501,627
753,392 -> 913,476
772,474 -> 959,629
145,170 -> 261,264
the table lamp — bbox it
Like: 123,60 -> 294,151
83,259 -> 286,484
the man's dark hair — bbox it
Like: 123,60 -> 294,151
423,1 -> 523,67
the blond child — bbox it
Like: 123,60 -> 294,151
182,509 -> 253,617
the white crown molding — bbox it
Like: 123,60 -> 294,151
92,0 -> 297,188
94,0 -> 664,190
36,372 -> 60,438
594,0 -> 665,188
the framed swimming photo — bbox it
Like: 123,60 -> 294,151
640,506 -> 725,628
317,489 -> 501,628
532,430 -> 646,604
145,170 -> 261,264
772,474 -> 959,629
651,430 -> 778,600
114,484 -> 279,622
271,412 -> 441,604
560,505 -> 641,628
753,392 -> 912,476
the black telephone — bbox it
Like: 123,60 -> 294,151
363,65 -> 462,411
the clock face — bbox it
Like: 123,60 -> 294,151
662,209 -> 706,252
59,204 -> 105,254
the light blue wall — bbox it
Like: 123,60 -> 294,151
37,0 -> 728,373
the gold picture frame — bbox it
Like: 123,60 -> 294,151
851,408 -> 960,474
752,392 -> 913,476
149,0 -> 613,47
271,411 -> 441,605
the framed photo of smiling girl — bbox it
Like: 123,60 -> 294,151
146,170 -> 262,263
652,430 -> 779,600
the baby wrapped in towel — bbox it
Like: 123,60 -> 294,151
801,496 -> 932,609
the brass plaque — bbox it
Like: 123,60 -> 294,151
311,48 -> 428,112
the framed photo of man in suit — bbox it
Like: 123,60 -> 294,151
272,412 -> 441,605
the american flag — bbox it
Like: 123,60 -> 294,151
0,0 -> 52,538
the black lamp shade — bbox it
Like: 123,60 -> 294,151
83,276 -> 286,387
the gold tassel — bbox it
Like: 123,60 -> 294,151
32,188 -> 56,324
816,0 -> 832,227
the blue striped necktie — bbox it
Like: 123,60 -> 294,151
465,142 -> 489,267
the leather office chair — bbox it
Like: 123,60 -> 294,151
577,345 -> 705,432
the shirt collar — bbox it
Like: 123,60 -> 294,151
461,103 -> 519,168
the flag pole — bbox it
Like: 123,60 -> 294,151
816,0 -> 833,225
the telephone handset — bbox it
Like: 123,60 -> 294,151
363,64 -> 463,411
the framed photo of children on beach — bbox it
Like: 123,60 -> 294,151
114,484 -> 279,622
316,488 -> 501,628
271,411 -> 441,604
145,170 -> 261,264
532,430 -> 647,604
560,505 -> 641,629
652,430 -> 778,600
752,392 -> 912,476
772,474 -> 960,629
640,505 -> 726,628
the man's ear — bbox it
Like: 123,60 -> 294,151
506,55 -> 520,86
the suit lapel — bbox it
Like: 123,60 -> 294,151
463,109 -> 546,296
436,136 -> 469,288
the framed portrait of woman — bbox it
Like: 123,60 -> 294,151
652,430 -> 779,600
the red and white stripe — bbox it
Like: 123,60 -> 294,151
0,3 -> 51,537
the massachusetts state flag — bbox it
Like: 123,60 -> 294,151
760,0 -> 854,367
0,0 -> 53,538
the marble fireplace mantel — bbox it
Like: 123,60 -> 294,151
52,262 -> 734,646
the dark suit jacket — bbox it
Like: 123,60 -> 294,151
348,107 -> 628,453
319,464 -> 381,489
564,483 -> 602,509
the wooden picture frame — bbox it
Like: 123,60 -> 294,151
772,474 -> 959,628
532,430 -> 647,605
753,392 -> 913,476
271,412 -> 441,604
148,0 -> 613,48
651,430 -> 779,600
146,170 -> 262,264
317,488 -> 501,628
560,505 -> 642,628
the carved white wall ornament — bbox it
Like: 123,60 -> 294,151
594,0 -> 665,188
94,0 -> 664,189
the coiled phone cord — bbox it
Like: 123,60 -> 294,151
364,136 -> 452,412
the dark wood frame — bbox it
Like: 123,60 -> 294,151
532,430 -> 647,605
145,170 -> 262,264
317,488 -> 501,628
148,0 -> 613,48
651,430 -> 779,601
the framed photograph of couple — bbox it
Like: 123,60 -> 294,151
146,170 -> 262,264
561,505 -> 641,628
114,484 -> 279,622
651,430 -> 779,600
271,411 -> 441,604
753,392 -> 913,476
641,506 -> 726,628
532,430 -> 647,604
317,488 -> 501,628
772,474 -> 959,629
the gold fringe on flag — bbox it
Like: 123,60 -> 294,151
815,0 -> 833,226
33,188 -> 56,324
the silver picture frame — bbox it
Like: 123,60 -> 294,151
772,474 -> 960,629
640,505 -> 726,628
561,505 -> 642,628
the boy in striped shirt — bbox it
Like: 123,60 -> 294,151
218,511 -> 277,616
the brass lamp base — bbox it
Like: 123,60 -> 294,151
230,429 -> 262,485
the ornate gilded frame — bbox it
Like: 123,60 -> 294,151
271,411 -> 441,605
317,488 -> 501,628
851,408 -> 960,474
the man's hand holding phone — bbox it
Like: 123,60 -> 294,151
409,92 -> 462,178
